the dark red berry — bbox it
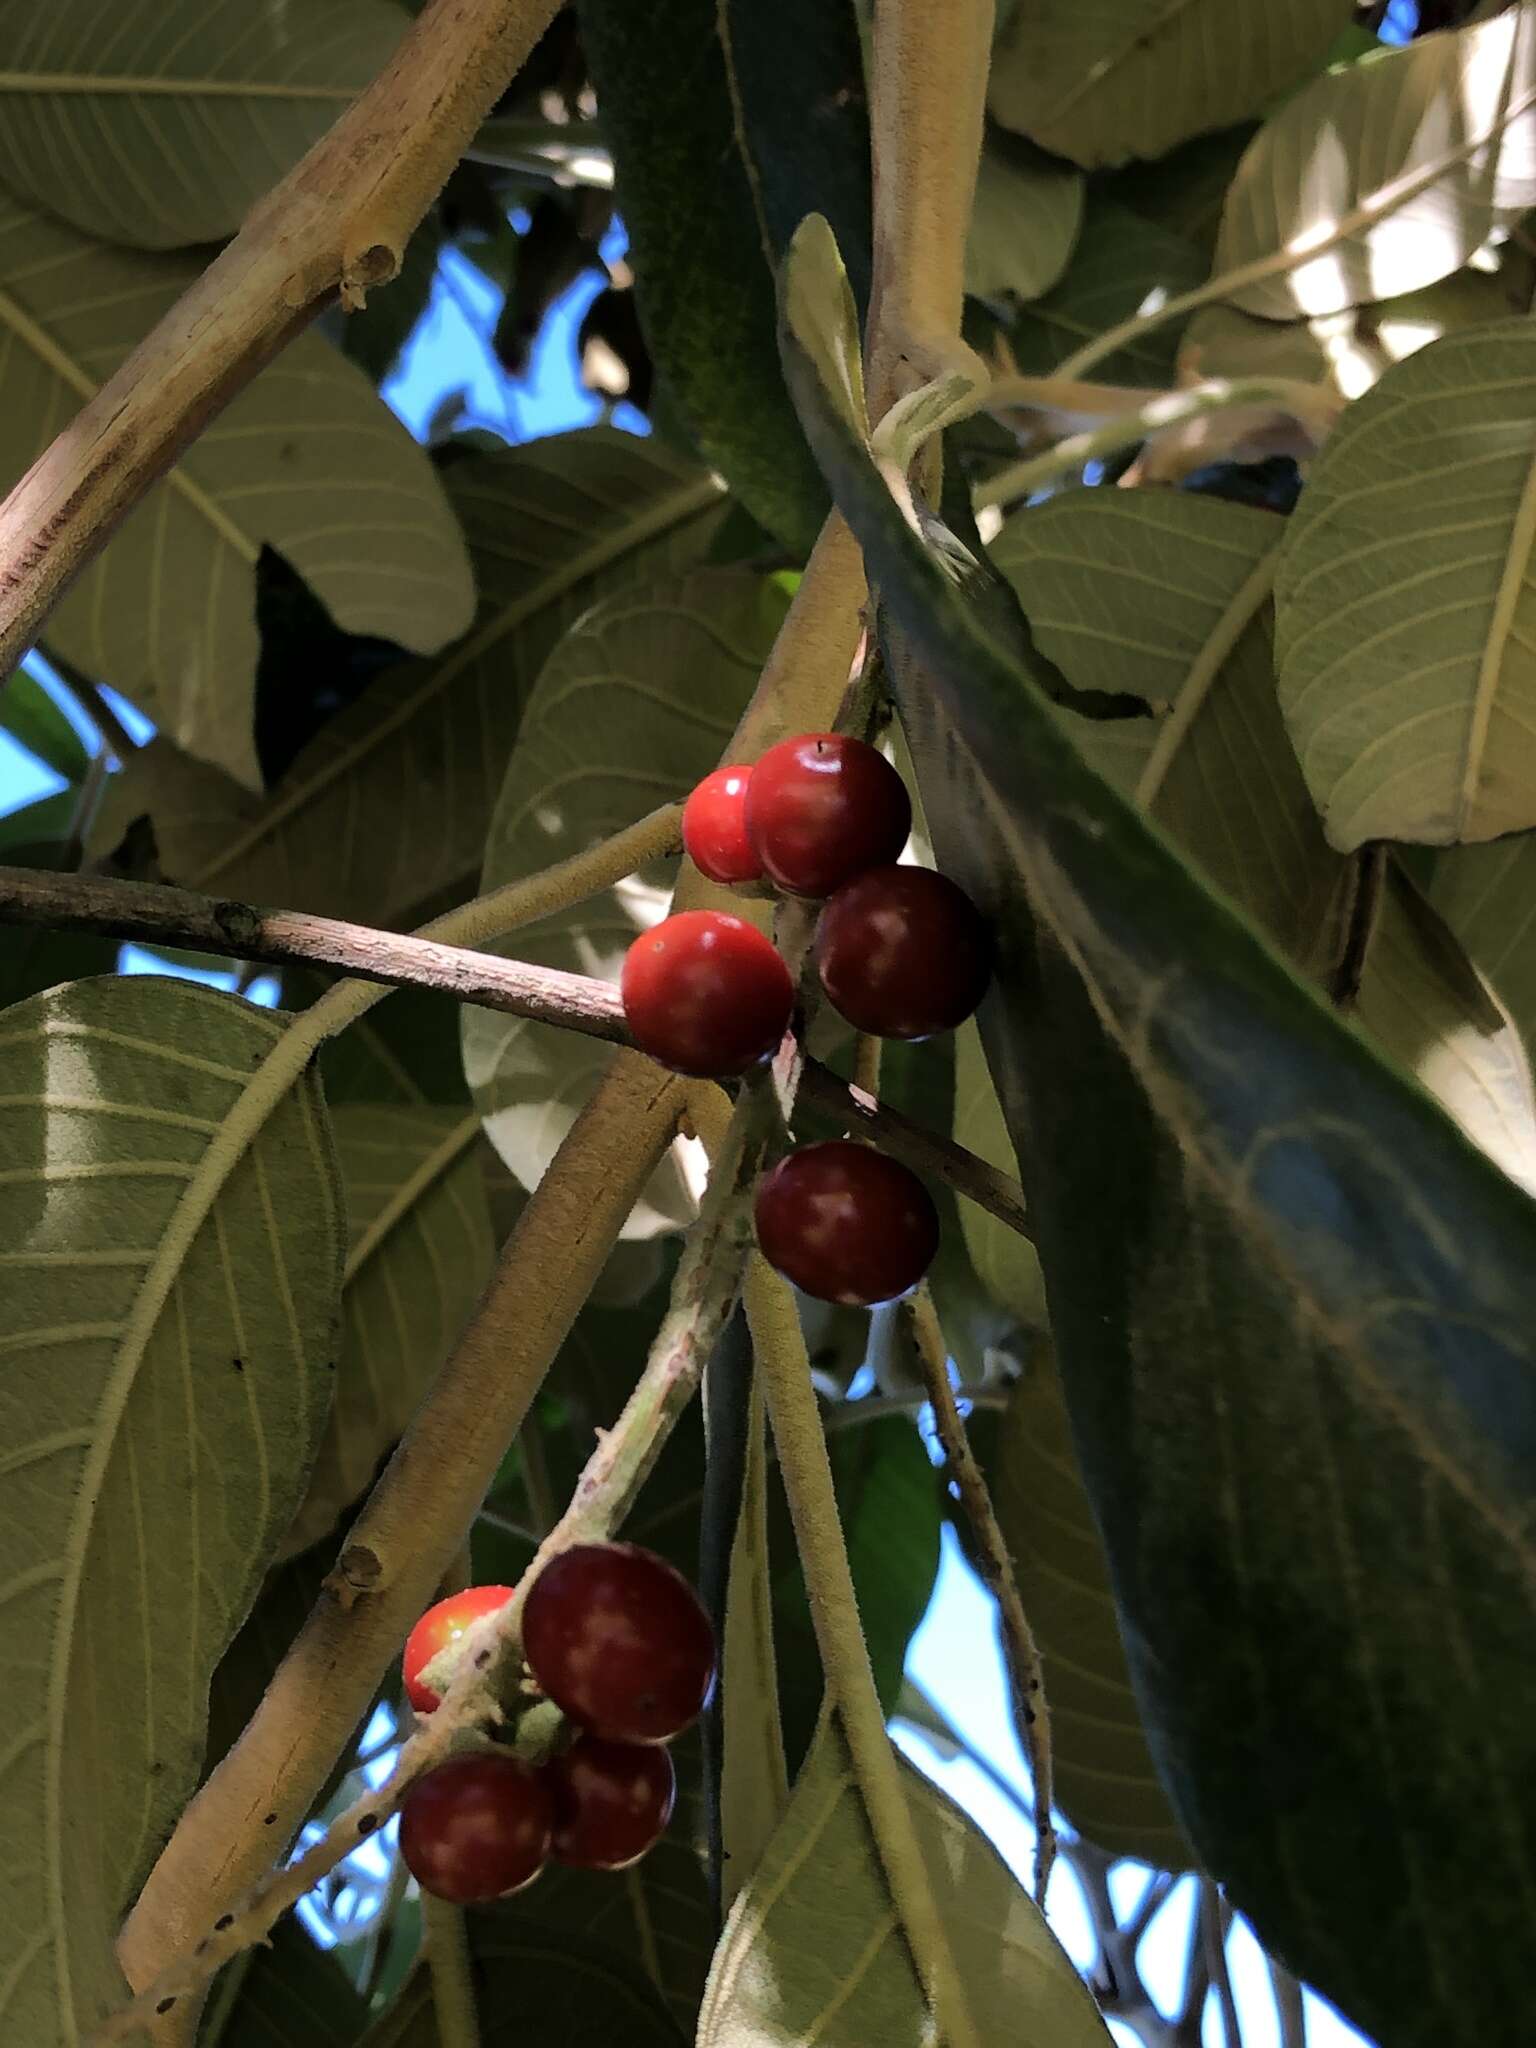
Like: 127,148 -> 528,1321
403,1585 -> 514,1715
744,733 -> 911,897
399,1755 -> 552,1903
621,910 -> 792,1077
546,1734 -> 676,1870
522,1542 -> 717,1744
683,766 -> 763,884
754,1140 -> 939,1305
815,865 -> 991,1039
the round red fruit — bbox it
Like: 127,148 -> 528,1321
546,1734 -> 676,1870
754,1140 -> 939,1305
403,1585 -> 515,1715
683,766 -> 763,884
744,733 -> 911,897
621,910 -> 792,1077
522,1542 -> 717,1744
815,865 -> 991,1039
399,1754 -> 552,1903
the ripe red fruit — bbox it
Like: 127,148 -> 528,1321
522,1542 -> 717,1744
744,733 -> 911,897
399,1755 -> 553,1903
545,1734 -> 677,1870
754,1140 -> 939,1305
403,1585 -> 515,1715
621,910 -> 793,1077
815,865 -> 991,1039
683,766 -> 763,884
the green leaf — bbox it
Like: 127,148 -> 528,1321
0,975 -> 343,2045
0,831 -> 121,1008
952,1021 -> 1045,1326
91,431 -> 726,922
1275,319 -> 1536,849
987,0 -> 1350,169
994,197 -> 1206,385
966,128 -> 1084,308
696,1709 -> 1112,2047
995,1351 -> 1191,1867
781,215 -> 1536,2046
1432,830 -> 1536,1062
0,670 -> 89,781
463,567 -> 788,1238
1213,9 -> 1536,318
1104,123 -> 1256,262
578,0 -> 869,551
0,193 -> 473,791
0,0 -> 406,250
280,1104 -> 494,1558
358,1915 -> 685,2047
200,1918 -> 369,2048
287,973 -> 473,1109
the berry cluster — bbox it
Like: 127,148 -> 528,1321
396,1543 -> 716,1903
622,733 -> 991,1308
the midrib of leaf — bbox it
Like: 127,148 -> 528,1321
0,286 -> 258,565
0,75 -> 352,99
38,997 -> 330,2032
341,1112 -> 480,1284
1041,0 -> 1203,124
192,469 -> 725,889
714,1 -> 777,273
1134,549 -> 1279,807
1457,431 -> 1536,836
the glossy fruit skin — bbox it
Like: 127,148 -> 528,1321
399,1755 -> 553,1903
683,766 -> 763,884
815,865 -> 991,1040
744,733 -> 911,897
754,1140 -> 939,1306
403,1585 -> 515,1714
522,1542 -> 717,1744
621,910 -> 793,1077
545,1734 -> 677,1870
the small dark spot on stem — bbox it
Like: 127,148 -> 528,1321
474,1649 -> 491,1669
263,1813 -> 277,1826
214,1914 -> 233,1931
156,1998 -> 177,2015
231,1356 -> 244,1373
357,1813 -> 379,1836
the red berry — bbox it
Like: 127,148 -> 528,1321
621,910 -> 793,1077
546,1734 -> 676,1870
745,733 -> 911,897
399,1755 -> 552,1903
683,766 -> 763,884
522,1542 -> 717,1744
754,1140 -> 939,1305
815,866 -> 991,1039
403,1585 -> 515,1715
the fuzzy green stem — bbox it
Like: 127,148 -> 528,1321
422,1897 -> 482,2048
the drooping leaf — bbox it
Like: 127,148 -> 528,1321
696,1709 -> 1112,2047
995,1350 -> 1191,1868
781,214 -> 1536,2047
966,128 -> 1084,309
579,0 -> 869,551
1275,319 -> 1536,849
1213,7 -> 1536,318
91,432 -> 726,922
0,0 -> 407,250
1432,830 -> 1536,1061
0,193 -> 473,790
0,976 -> 343,2046
199,1916 -> 369,2048
0,669 -> 89,782
987,0 -> 1350,169
463,568 -> 787,1239
279,1103 -> 494,1558
951,1021 -> 1045,1327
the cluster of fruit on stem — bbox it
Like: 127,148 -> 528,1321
624,732 -> 992,1308
397,1544 -> 717,1902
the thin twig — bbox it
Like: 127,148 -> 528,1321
903,1284 -> 1056,1900
66,670 -> 141,766
421,1895 -> 482,2048
1268,1956 -> 1309,2048
1202,1882 -> 1242,2048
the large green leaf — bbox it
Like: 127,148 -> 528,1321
1103,122 -> 1255,263
0,0 -> 406,250
781,215 -> 1536,2046
0,832 -> 119,1006
1213,7 -> 1536,318
966,128 -> 1083,309
280,1103 -> 493,1558
92,431 -> 725,922
952,1021 -> 1045,1327
463,567 -> 787,1239
995,1353 -> 1190,1868
578,0 -> 868,552
987,0 -> 1350,169
1433,831 -> 1536,1062
0,975 -> 343,2046
1275,320 -> 1536,849
0,193 -> 473,791
696,1710 -> 1111,2047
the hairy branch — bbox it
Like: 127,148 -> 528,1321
0,0 -> 561,679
